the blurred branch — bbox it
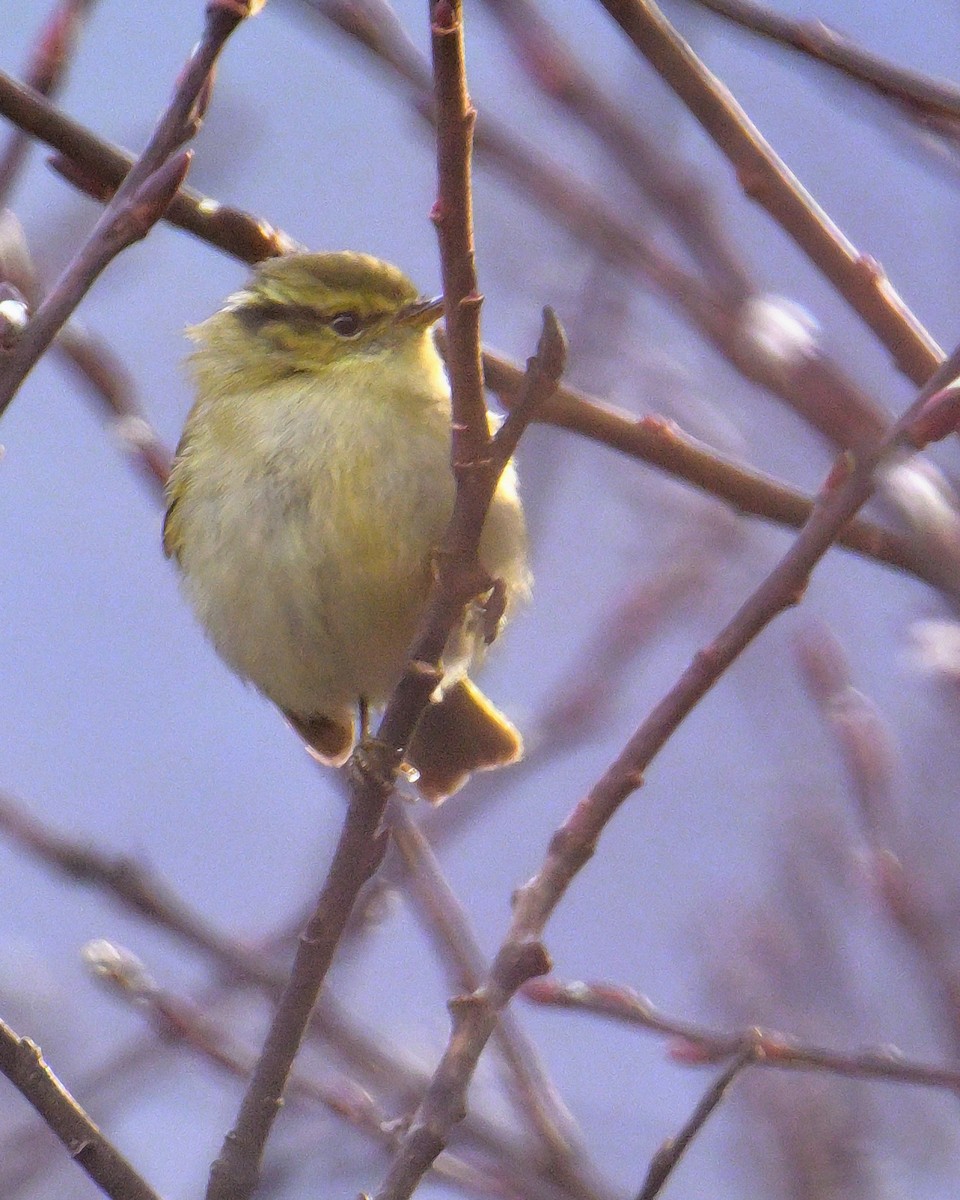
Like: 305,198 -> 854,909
0,0 -> 97,203
689,0 -> 960,126
480,0 -> 751,300
0,1017 -> 162,1200
0,788 -> 596,1200
82,942 -> 524,1200
0,0 -> 266,421
0,67 -> 296,262
56,320 -> 173,493
523,979 -> 960,1094
482,346 -> 954,595
596,0 -> 942,386
797,627 -> 960,1062
635,1049 -> 751,1200
370,337 -> 960,1200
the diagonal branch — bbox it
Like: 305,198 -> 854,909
595,0 -> 942,386
524,977 -> 960,1094
0,0 -> 264,422
0,1018 -> 162,1200
369,339 -> 960,1200
690,0 -> 960,126
635,1050 -> 751,1200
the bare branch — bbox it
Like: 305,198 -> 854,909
595,0 -> 942,385
369,333 -> 960,1200
523,978 -> 960,1095
0,1 -> 265,421
691,0 -> 960,126
0,1017 -> 162,1200
635,1050 -> 751,1200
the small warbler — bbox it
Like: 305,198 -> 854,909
164,252 -> 529,801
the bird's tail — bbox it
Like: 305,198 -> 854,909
406,677 -> 523,803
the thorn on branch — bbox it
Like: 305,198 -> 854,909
494,306 -> 567,463
905,379 -> 960,448
119,150 -> 193,243
497,940 -> 552,993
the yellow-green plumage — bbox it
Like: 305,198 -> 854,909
164,252 -> 529,800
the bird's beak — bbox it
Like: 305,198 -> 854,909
397,295 -> 444,328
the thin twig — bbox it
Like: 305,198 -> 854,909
430,0 -> 489,466
635,1050 -> 751,1200
523,978 -> 960,1094
596,0 -> 942,385
690,0 -> 960,126
387,803 -> 590,1186
0,1018 -> 162,1200
0,0 -> 97,203
369,338 -> 960,1200
0,66 -> 296,263
481,347 -> 953,595
0,1 -> 262,420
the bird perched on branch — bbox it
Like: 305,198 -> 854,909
164,251 -> 529,801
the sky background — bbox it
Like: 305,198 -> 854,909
3,2 -> 960,1198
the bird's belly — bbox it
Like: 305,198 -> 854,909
178,457 -> 449,718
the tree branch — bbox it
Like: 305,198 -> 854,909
595,0 -> 942,386
0,1018 -> 162,1200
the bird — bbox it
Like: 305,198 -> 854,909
163,251 -> 530,801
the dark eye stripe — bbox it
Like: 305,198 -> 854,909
233,301 -> 375,336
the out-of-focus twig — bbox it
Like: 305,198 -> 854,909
523,978 -> 960,1094
797,627 -> 960,1062
56,321 -> 173,492
596,0 -> 942,386
0,1017 -> 162,1200
0,67 -> 297,263
690,0 -> 960,127
0,0 -> 97,203
370,338 -> 960,1200
0,1 -> 264,421
635,1049 -> 751,1200
481,0 -> 751,300
0,209 -> 172,492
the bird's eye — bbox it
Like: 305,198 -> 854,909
329,312 -> 363,338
